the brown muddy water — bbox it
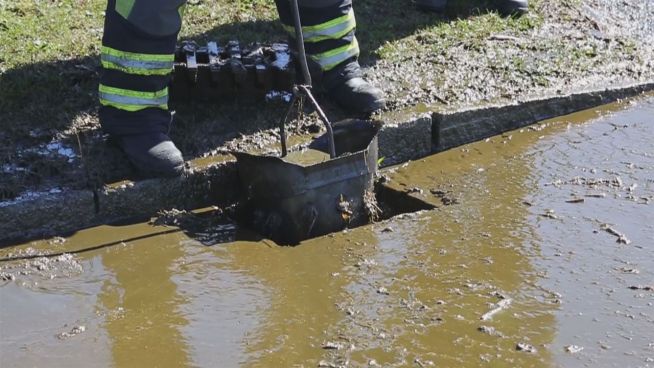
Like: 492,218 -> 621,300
1,96 -> 653,368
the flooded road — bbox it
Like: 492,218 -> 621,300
1,96 -> 653,367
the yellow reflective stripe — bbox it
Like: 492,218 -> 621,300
283,9 -> 356,43
115,0 -> 136,19
311,38 -> 359,71
98,85 -> 168,112
100,60 -> 172,76
101,46 -> 174,63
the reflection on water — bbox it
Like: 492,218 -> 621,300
98,230 -> 191,367
1,95 -> 652,367
526,98 -> 654,368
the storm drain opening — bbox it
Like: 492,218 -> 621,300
372,183 -> 437,220
232,181 -> 436,246
150,182 -> 435,247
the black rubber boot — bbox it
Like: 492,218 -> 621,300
116,132 -> 184,178
322,60 -> 386,114
492,0 -> 528,15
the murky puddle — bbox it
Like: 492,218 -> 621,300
1,96 -> 652,367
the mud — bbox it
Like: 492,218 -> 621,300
368,0 -> 654,112
1,96 -> 652,367
2,0 -> 653,205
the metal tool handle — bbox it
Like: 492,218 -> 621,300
290,0 -> 312,86
279,0 -> 336,159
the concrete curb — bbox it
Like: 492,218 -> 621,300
0,162 -> 240,246
434,82 -> 654,152
1,81 -> 652,245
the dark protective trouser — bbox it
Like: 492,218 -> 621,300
99,0 -> 360,136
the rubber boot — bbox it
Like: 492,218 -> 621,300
115,132 -> 184,178
321,60 -> 386,114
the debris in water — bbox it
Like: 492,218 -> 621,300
611,176 -> 623,188
516,342 -> 537,353
585,193 -> 607,198
57,325 -> 86,339
377,286 -> 390,295
381,226 -> 394,233
481,298 -> 512,321
478,325 -> 504,337
407,187 -> 423,194
430,188 -> 460,205
414,358 -> 435,367
540,209 -> 558,219
321,341 -> 345,350
628,285 -> 653,291
355,259 -> 377,268
566,198 -> 585,203
564,345 -> 584,354
600,224 -> 631,244
0,272 -> 16,281
48,236 -> 67,245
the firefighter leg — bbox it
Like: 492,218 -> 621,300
275,0 -> 386,114
99,0 -> 186,177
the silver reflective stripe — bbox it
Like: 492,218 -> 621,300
98,91 -> 168,107
101,54 -> 173,72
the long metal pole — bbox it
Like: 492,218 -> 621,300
290,0 -> 336,158
290,0 -> 312,86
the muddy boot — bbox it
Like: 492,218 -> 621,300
415,0 -> 447,12
322,60 -> 386,114
492,0 -> 528,15
115,132 -> 184,178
